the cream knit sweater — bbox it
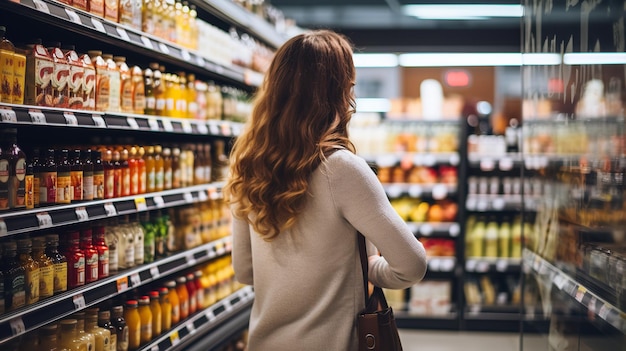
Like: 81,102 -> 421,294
232,150 -> 427,351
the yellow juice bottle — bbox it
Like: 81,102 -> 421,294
175,72 -> 187,118
124,300 -> 141,350
186,74 -> 197,119
164,73 -> 176,117
138,296 -> 153,344
159,287 -> 172,331
0,26 -> 15,104
84,308 -> 111,351
165,280 -> 180,325
11,49 -> 25,105
58,319 -> 88,351
149,291 -> 162,336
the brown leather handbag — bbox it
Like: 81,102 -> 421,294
357,233 -> 403,351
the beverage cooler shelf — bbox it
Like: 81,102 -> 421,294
523,249 -> 626,334
0,183 -> 223,237
0,104 -> 243,137
139,286 -> 254,351
0,236 -> 233,345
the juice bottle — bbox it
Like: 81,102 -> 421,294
120,148 -> 131,197
124,300 -> 141,350
103,54 -> 120,112
185,273 -> 197,315
141,0 -> 156,35
98,309 -> 117,351
48,42 -> 70,108
24,39 -> 53,106
39,324 -> 59,351
24,150 -> 34,210
39,149 -> 57,206
32,236 -> 53,299
45,234 -> 67,295
58,319 -> 88,351
70,149 -> 84,202
174,0 -> 184,46
85,308 -> 111,351
164,280 -> 180,324
150,63 -> 165,115
112,150 -> 122,198
164,0 -> 177,43
3,241 -> 25,311
176,276 -> 189,319
498,221 -> 511,258
89,0 -> 105,18
103,149 -> 115,199
131,65 -> 145,114
64,45 -> 84,110
92,225 -> 110,279
82,149 -> 94,201
31,148 -> 41,208
0,26 -> 15,104
194,81 -> 207,120
74,312 -> 96,351
57,149 -> 72,205
1,129 -> 26,209
158,287 -> 172,331
119,215 -> 135,269
188,4 -> 198,49
484,219 -> 499,258
153,0 -> 165,39
137,146 -> 146,194
92,150 -> 105,200
194,270 -> 205,309
80,53 -> 96,110
162,147 -> 172,190
131,214 -> 145,266
203,144 -> 212,184
163,73 -> 176,117
80,228 -> 99,283
104,219 -> 119,274
149,291 -> 162,336
11,48 -> 26,105
115,57 -> 133,113
171,147 -> 181,189
186,73 -> 197,118
144,146 -> 156,193
65,231 -> 86,289
111,305 -> 129,351
89,51 -> 109,112
154,145 -> 164,192
175,72 -> 187,118
143,66 -> 155,115
138,296 -> 153,344
128,146 -> 139,195
104,0 -> 119,22
16,238 -> 39,305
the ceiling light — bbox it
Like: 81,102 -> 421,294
522,53 -> 561,65
402,4 -> 524,20
563,52 -> 626,65
399,53 -> 522,67
353,53 -> 399,68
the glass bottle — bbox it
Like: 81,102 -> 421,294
70,149 -> 83,203
3,240 -> 25,311
131,214 -> 145,266
40,149 -> 57,206
85,308 -> 111,351
82,149 -> 94,202
45,234 -> 67,294
105,218 -> 119,274
38,324 -> 59,351
118,216 -> 135,270
131,65 -> 146,115
158,287 -> 171,331
164,280 -> 180,325
32,236 -> 53,299
65,231 -> 85,289
137,146 -> 146,194
80,228 -> 99,283
203,143 -> 212,184
112,150 -> 122,199
141,212 -> 155,264
138,296 -> 152,344
186,73 -> 197,118
120,148 -> 131,197
149,290 -> 162,336
162,147 -> 172,190
154,210 -> 167,259
128,147 -> 139,196
112,305 -> 129,351
175,72 -> 187,118
150,63 -> 165,116
74,312 -> 96,351
92,150 -> 105,201
0,26 -> 15,104
124,300 -> 141,351
56,149 -> 71,205
171,147 -> 181,189
144,146 -> 156,193
32,148 -> 42,208
185,273 -> 197,315
154,145 -> 164,192
58,319 -> 88,351
176,276 -> 189,320
212,140 -> 229,182
103,149 -> 115,199
25,150 -> 34,210
98,309 -> 117,351
17,238 -> 39,305
93,225 -> 110,279
193,143 -> 204,185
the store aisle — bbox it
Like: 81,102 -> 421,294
399,329 -> 521,351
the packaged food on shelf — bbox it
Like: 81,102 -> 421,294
409,281 -> 451,316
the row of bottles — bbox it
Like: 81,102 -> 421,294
0,197 -> 232,316
465,216 -> 528,259
4,256 -> 239,351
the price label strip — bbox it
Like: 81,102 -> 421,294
32,0 -> 50,14
134,197 -> 147,211
92,115 -> 106,127
91,18 -> 106,33
170,331 -> 180,346
117,277 -> 129,293
141,36 -> 154,49
181,121 -> 193,134
186,253 -> 197,266
1,108 -> 18,122
29,110 -> 46,124
181,50 -> 191,61
130,273 -> 141,287
9,317 -> 26,336
208,123 -> 220,135
148,118 -> 160,131
116,27 -> 130,41
186,322 -> 196,334
151,345 -> 160,351
65,8 -> 82,24
72,293 -> 86,310
158,43 -> 170,54
150,266 -> 160,279
64,112 -> 78,126
153,195 -> 165,208
104,202 -> 117,216
37,212 -> 53,228
198,190 -> 208,202
196,122 -> 208,134
75,207 -> 89,221
183,192 -> 193,204
196,55 -> 205,67
162,119 -> 174,132
127,117 -> 139,130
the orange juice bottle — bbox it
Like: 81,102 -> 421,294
131,65 -> 146,114
115,57 -> 133,113
88,51 -> 109,112
0,26 -> 15,104
124,300 -> 141,350
137,146 -> 146,194
138,296 -> 152,344
176,276 -> 189,320
164,280 -> 180,325
176,72 -> 188,118
128,146 -> 139,195
158,287 -> 172,331
144,146 -> 156,193
154,145 -> 164,192
149,291 -> 162,336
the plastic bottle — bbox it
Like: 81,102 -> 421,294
171,147 -> 181,189
45,234 -> 67,294
0,26 -> 15,104
194,270 -> 205,309
175,72 -> 188,118
132,214 -> 145,266
65,231 -> 86,289
186,272 -> 197,315
103,149 -> 115,199
141,212 -> 155,264
98,309 -> 118,351
38,324 -> 59,351
1,129 -> 26,209
124,300 -> 141,350
58,319 -> 88,351
3,241 -> 25,311
114,57 -> 133,113
111,150 -> 122,198
92,225 -> 110,279
158,287 -> 171,331
498,221 -> 511,258
164,73 -> 176,117
32,236 -> 53,299
150,63 -> 165,115
17,238 -> 39,305
138,296 -> 153,344
186,73 -> 197,118
154,145 -> 164,192
120,148 -> 131,197
92,150 -> 105,200
145,146 -> 156,193
137,146 -> 147,194
162,147 -> 173,190
103,54 -> 120,112
112,305 -> 129,351
131,65 -> 146,114
176,276 -> 189,320
82,149 -> 94,201
484,220 -> 499,258
70,149 -> 84,202
80,228 -> 99,283
56,149 -> 71,205
85,308 -> 111,351
143,66 -> 155,115
164,280 -> 180,325
89,51 -> 109,112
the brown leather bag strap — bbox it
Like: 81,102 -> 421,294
357,232 -> 368,303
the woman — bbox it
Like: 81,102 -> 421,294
225,30 -> 427,350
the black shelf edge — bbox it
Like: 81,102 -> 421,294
139,286 -> 254,351
396,312 -> 460,330
0,236 -> 233,345
465,257 -> 522,273
361,152 -> 461,167
523,249 -> 626,334
0,183 -> 223,238
383,183 -> 458,200
407,222 -> 461,238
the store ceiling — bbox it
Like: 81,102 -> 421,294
270,0 -> 522,53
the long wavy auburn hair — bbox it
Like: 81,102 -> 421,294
224,30 -> 357,240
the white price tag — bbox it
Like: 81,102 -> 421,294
449,153 -> 460,166
198,190 -> 208,202
91,18 -> 106,33
116,27 -> 130,41
480,158 -> 495,171
72,293 -> 86,310
221,123 -> 232,136
496,259 -> 508,272
476,261 -> 490,272
423,154 -> 437,167
476,200 -> 488,212
153,195 -> 165,208
440,258 -> 455,272
186,253 -> 197,266
181,120 -> 193,133
29,110 -> 46,124
465,259 -> 477,271
9,317 -> 25,336
196,55 -> 205,67
36,212 -> 53,228
64,112 -> 78,125
134,197 -> 147,211
162,119 -> 174,132
196,122 -> 208,134
130,273 -> 141,287
92,115 -> 106,127
126,117 -> 139,129
209,189 -> 220,200
104,202 -> 117,216
232,124 -> 243,136
209,123 -> 220,135
151,346 -> 160,351
65,8 -> 81,24
205,310 -> 215,320
419,224 -> 433,236
492,198 -> 506,210
183,192 -> 193,203
150,266 -> 160,279
216,244 -> 226,256
598,304 -> 611,320
33,0 -> 50,14
408,185 -> 422,198
499,157 -> 513,171
0,219 -> 7,236
207,246 -> 216,258
148,118 -> 160,131
575,286 -> 586,302
1,108 -> 17,122
432,184 -> 448,200
158,43 -> 170,54
181,50 -> 191,61
449,223 -> 460,237
75,207 -> 88,221
466,197 -> 477,210
170,331 -> 180,346
186,322 -> 196,334
428,258 -> 441,271
141,36 -> 154,49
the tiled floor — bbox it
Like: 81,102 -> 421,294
398,329 -> 528,351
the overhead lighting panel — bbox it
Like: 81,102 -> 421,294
402,4 -> 524,20
353,53 -> 399,68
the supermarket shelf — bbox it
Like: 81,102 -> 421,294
427,257 -> 457,273
466,194 -> 539,212
407,222 -> 461,238
0,236 -> 233,345
396,311 -> 460,330
0,183 -> 223,238
465,257 -> 522,273
186,304 -> 251,351
0,104 -> 243,137
362,152 -> 461,167
139,286 -> 254,351
0,0 -> 262,88
523,115 -> 624,125
524,249 -> 626,334
467,153 -> 523,171
383,183 -> 457,200
464,305 -> 548,332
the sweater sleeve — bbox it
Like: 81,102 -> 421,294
231,210 -> 254,285
327,151 -> 427,289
